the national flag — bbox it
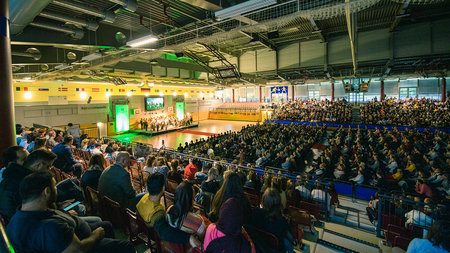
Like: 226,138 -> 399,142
76,88 -> 85,92
141,88 -> 151,92
106,88 -> 113,92
178,90 -> 182,92
15,87 -> 20,91
58,87 -> 68,91
130,89 -> 136,92
165,90 -> 167,92
119,89 -> 125,92
38,88 -> 49,91
92,88 -> 100,92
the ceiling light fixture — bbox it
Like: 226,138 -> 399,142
24,91 -> 32,99
127,35 -> 158,47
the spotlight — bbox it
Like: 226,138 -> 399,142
80,92 -> 87,99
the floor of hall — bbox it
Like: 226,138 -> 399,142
112,120 -> 256,148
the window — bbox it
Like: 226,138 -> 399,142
308,91 -> 320,99
399,87 -> 417,99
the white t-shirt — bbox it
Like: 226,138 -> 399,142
406,238 -> 448,253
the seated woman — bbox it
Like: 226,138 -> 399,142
244,170 -> 261,193
209,172 -> 251,224
80,153 -> 105,190
204,198 -> 255,253
252,188 -> 294,253
167,159 -> 183,184
166,182 -> 206,237
285,179 -> 300,208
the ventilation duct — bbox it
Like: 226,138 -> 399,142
107,0 -> 138,12
39,11 -> 99,31
10,0 -> 53,34
52,0 -> 116,23
29,21 -> 84,39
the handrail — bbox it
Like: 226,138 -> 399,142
0,222 -> 14,253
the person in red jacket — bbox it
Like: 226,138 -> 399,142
184,158 -> 199,180
415,179 -> 433,198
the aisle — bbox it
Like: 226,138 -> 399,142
112,120 -> 255,149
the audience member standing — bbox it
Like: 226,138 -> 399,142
67,123 -> 82,148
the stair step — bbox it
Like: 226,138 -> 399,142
316,239 -> 359,253
323,228 -> 379,249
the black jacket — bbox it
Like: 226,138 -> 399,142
0,163 -> 32,221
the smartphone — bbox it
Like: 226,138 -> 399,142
63,201 -> 81,212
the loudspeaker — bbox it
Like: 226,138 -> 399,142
175,52 -> 184,58
267,31 -> 279,39
87,96 -> 92,104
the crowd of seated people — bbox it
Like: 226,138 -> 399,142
178,122 -> 326,171
140,114 -> 193,132
273,99 -> 352,123
360,97 -> 450,128
1,117 -> 449,252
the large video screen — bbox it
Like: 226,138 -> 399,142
145,97 -> 164,110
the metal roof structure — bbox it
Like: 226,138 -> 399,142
10,0 -> 450,85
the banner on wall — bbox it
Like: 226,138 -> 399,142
271,86 -> 288,102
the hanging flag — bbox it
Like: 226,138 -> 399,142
130,89 -> 136,92
106,88 -> 113,92
119,89 -> 125,92
38,88 -> 49,91
58,87 -> 68,92
141,88 -> 151,92
92,88 -> 100,92
76,88 -> 85,92
15,87 -> 20,91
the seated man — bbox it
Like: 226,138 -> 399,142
0,148 -> 53,221
52,135 -> 83,177
98,152 -> 138,211
136,172 -> 199,247
7,171 -> 135,253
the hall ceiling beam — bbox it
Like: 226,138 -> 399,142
390,0 -> 410,32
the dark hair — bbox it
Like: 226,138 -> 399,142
20,171 -> 54,203
68,123 -> 73,127
88,154 -> 105,170
262,188 -> 282,220
33,137 -> 47,151
211,172 -> 244,219
64,135 -> 73,144
147,172 -> 165,195
146,155 -> 156,167
171,159 -> 179,172
16,124 -> 23,135
427,220 -> 450,250
24,149 -> 57,170
167,182 -> 193,229
2,146 -> 25,165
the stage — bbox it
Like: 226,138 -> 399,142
111,120 -> 255,149
128,123 -> 199,136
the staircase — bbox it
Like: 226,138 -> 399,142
351,106 -> 361,124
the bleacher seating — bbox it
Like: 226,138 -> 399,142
216,102 -> 263,111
